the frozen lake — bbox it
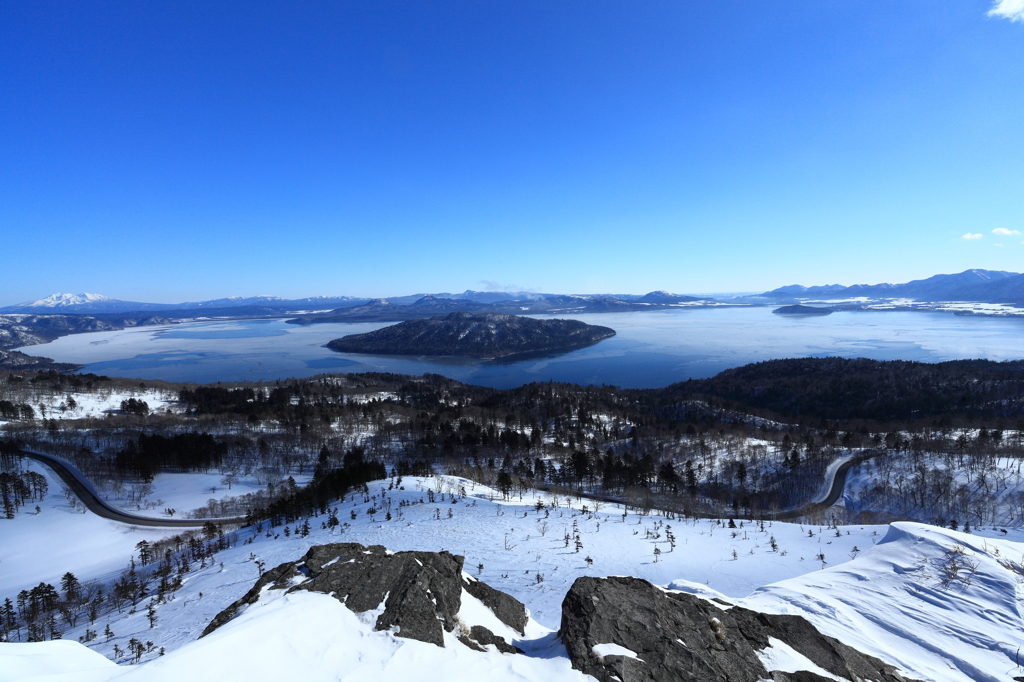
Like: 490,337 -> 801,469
20,307 -> 1024,388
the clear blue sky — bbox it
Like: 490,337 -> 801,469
2,1 -> 1023,305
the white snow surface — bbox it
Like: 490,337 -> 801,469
14,293 -> 111,308
2,476 -> 1022,682
2,591 -> 592,682
0,641 -> 117,682
106,471 -> 310,519
29,388 -> 178,421
755,637 -> 843,681
738,522 -> 1024,682
0,461 -> 182,598
592,642 -> 641,660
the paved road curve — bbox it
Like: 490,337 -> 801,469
772,449 -> 879,520
19,449 -> 248,528
21,447 -> 879,528
532,449 -> 880,520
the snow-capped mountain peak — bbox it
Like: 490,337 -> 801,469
18,293 -> 111,308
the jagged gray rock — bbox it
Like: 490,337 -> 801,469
463,573 -> 527,635
460,625 -> 523,654
203,543 -> 527,651
560,576 -> 918,682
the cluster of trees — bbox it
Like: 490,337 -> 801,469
0,400 -> 34,420
247,448 -> 386,526
1,522 -> 232,648
26,371 -> 111,390
6,366 -> 1024,528
1,573 -> 89,642
845,429 -> 1024,526
1,469 -> 47,518
114,433 -> 227,480
119,398 -> 149,416
668,357 -> 1024,424
178,386 -> 291,419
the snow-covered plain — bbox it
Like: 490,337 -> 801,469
101,471 -> 311,519
0,461 -> 181,598
3,475 -> 1023,682
5,387 -> 178,422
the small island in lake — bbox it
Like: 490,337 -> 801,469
326,312 -> 616,359
772,304 -> 833,316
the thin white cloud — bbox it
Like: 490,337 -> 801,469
989,0 -> 1024,21
962,233 -> 984,240
992,227 -> 1021,235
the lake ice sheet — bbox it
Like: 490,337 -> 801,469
19,308 -> 1024,388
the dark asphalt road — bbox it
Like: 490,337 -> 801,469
19,447 -> 878,528
19,449 -> 248,528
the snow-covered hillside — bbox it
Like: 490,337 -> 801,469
739,523 -> 1024,682
2,475 -> 1022,682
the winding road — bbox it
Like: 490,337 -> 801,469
19,447 -> 880,528
772,449 -> 879,520
18,449 -> 248,528
536,449 -> 881,521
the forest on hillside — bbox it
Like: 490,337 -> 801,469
2,358 -> 1023,530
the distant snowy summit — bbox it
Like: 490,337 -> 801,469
15,292 -> 111,308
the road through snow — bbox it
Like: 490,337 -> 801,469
17,449 -> 248,528
19,447 -> 880,528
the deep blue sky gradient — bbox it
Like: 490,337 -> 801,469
2,1 -> 1023,304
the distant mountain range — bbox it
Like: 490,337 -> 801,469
0,293 -> 370,314
2,290 -> 708,318
6,268 -> 1024,325
288,292 -> 706,325
757,269 -> 1024,304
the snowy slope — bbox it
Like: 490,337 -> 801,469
736,523 -> 1024,682
0,641 -> 117,682
0,461 -> 183,598
2,476 -> 1022,681
2,590 -> 591,682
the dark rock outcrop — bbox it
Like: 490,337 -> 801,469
463,573 -> 527,634
203,543 -> 526,651
461,625 -> 523,654
326,312 -> 615,359
200,562 -> 302,637
560,576 -> 918,682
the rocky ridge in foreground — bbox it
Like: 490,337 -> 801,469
203,542 -> 526,652
206,543 -> 919,682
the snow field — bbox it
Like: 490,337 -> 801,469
738,523 -> 1024,682
2,475 -> 1022,682
99,471 -> 311,519
0,461 -> 182,598
0,640 -> 117,682
1,387 -> 179,422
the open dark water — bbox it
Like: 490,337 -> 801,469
21,308 -> 1024,389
